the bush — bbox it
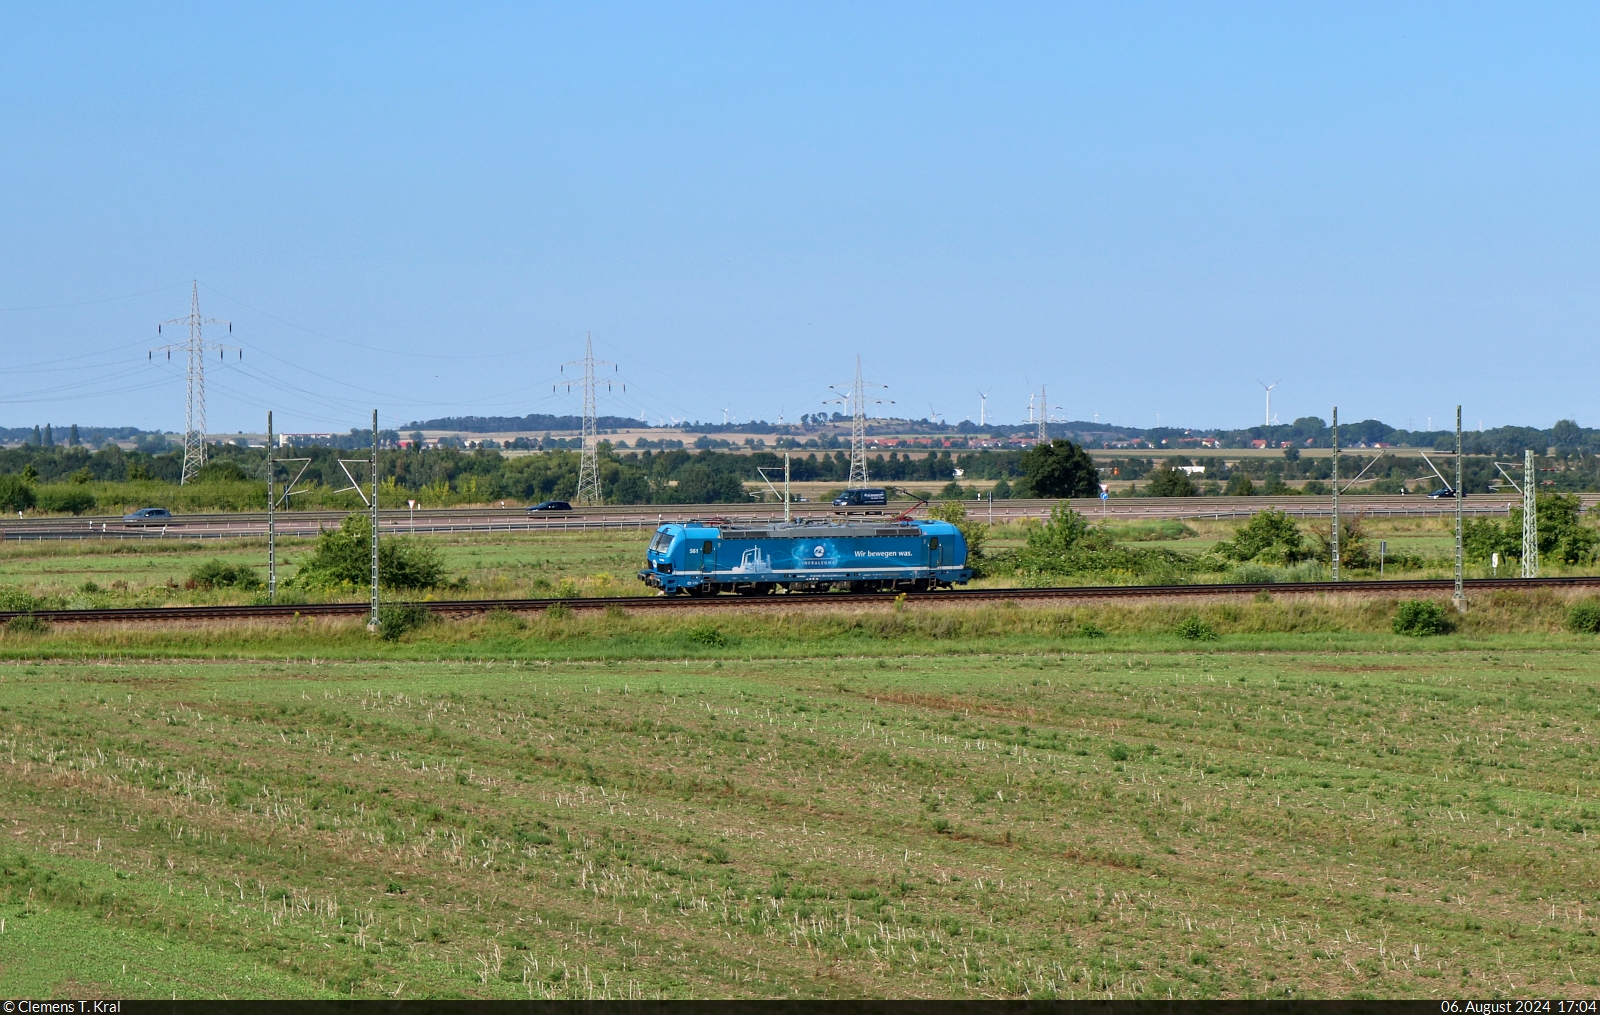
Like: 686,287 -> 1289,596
1231,563 -> 1278,585
0,586 -> 40,612
1175,614 -> 1217,641
377,602 -> 432,641
292,513 -> 446,590
188,559 -> 263,590
0,476 -> 35,513
996,542 -> 1198,584
1026,503 -> 1101,554
1393,599 -> 1454,636
685,623 -> 729,647
1567,599 -> 1600,634
1075,621 -> 1106,638
1215,509 -> 1305,563
5,614 -> 48,635
35,487 -> 95,515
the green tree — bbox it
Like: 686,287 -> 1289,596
928,499 -> 987,558
1020,439 -> 1100,498
667,463 -> 749,504
1224,474 -> 1255,496
1551,419 -> 1583,453
1145,465 -> 1197,497
1464,516 -> 1519,563
0,476 -> 36,513
195,460 -> 249,483
1468,492 -> 1598,565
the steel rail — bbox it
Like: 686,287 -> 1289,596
6,575 -> 1600,626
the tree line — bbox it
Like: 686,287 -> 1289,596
0,437 -> 1107,506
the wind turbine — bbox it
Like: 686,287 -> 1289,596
1257,379 -> 1281,426
976,388 -> 991,427
928,403 -> 943,425
722,408 -> 732,425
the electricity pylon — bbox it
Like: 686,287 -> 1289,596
827,356 -> 890,488
561,334 -> 613,506
153,282 -> 236,485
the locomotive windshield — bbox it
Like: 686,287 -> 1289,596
649,529 -> 675,553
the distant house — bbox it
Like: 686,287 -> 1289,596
1250,439 -> 1268,448
279,432 -> 337,447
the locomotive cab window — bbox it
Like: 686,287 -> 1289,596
929,537 -> 940,551
703,541 -> 714,554
649,530 -> 673,552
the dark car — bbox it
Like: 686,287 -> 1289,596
528,500 -> 572,512
122,507 -> 172,523
832,488 -> 888,508
1427,488 -> 1456,499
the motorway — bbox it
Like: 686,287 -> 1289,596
2,574 -> 1596,625
0,495 -> 1540,542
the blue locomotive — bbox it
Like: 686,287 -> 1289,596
638,518 -> 972,596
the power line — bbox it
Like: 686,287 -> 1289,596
198,283 -> 511,361
0,282 -> 188,313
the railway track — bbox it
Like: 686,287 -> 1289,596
5,575 -> 1599,626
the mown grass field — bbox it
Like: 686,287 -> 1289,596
0,596 -> 1597,999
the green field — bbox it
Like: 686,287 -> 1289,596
0,529 -> 651,608
0,597 -> 1597,999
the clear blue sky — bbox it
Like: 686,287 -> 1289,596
2,3 -> 1597,435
